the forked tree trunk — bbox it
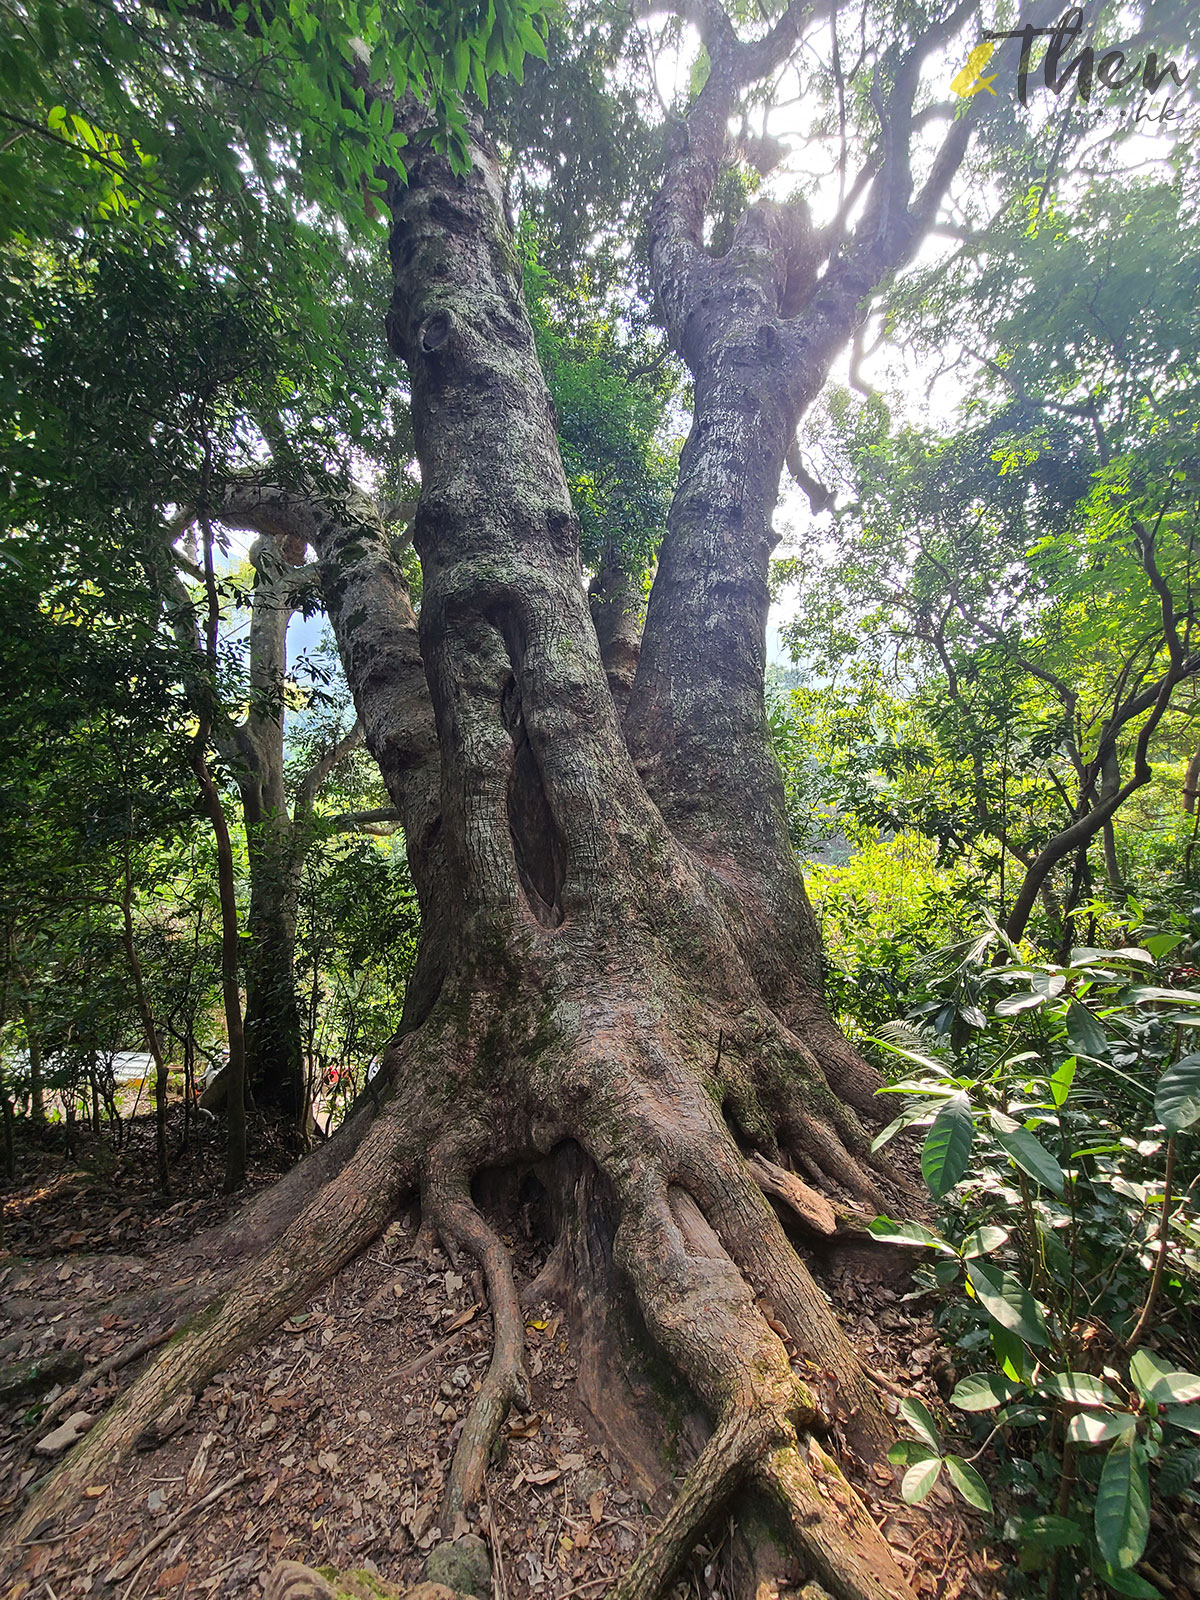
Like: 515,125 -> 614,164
16,126 -> 912,1600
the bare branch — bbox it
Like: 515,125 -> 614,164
295,723 -> 365,823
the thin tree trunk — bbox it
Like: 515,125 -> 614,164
119,830 -> 171,1195
588,553 -> 644,714
241,803 -> 305,1120
1185,741 -> 1200,814
20,996 -> 45,1127
234,539 -> 308,1119
193,504 -> 249,1192
1102,820 -> 1122,891
192,747 -> 248,1193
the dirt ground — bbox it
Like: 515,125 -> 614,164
0,1113 -> 999,1600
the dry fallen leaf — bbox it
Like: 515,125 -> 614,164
444,1303 -> 478,1333
186,1432 -> 216,1492
507,1412 -> 542,1438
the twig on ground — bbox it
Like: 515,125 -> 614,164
30,1325 -> 180,1442
103,1469 -> 255,1585
396,1313 -> 479,1382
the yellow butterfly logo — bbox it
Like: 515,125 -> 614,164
950,41 -> 998,97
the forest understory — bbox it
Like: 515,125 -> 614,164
0,1109 -> 990,1600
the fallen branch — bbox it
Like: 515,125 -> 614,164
395,1308 -> 480,1383
103,1469 -> 255,1585
748,1153 -> 837,1237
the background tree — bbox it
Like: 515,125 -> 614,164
782,163 -> 1200,951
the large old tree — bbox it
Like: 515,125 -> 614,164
12,0 -> 1173,1594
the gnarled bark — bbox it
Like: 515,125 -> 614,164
10,9 -> 1011,1589
15,121 -> 911,1600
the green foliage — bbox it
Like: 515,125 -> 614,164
523,231 -> 679,575
0,0 -> 550,253
869,930 -> 1200,1592
779,162 -> 1200,953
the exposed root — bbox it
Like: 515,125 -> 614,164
526,1145 -> 676,1497
428,1171 -> 530,1527
608,1178 -> 912,1600
747,1152 -> 837,1237
13,1106 -> 416,1541
10,986 -> 923,1600
790,1110 -> 881,1208
26,1322 -> 180,1443
758,1439 -> 911,1600
677,1138 -> 890,1458
608,1410 -> 775,1600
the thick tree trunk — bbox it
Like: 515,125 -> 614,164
16,125 -> 911,1600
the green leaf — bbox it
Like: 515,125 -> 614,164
1039,1372 -> 1119,1407
951,1373 -> 1020,1411
867,1216 -> 954,1252
1129,1349 -> 1200,1406
1095,1437 -> 1150,1570
1098,1562 -> 1161,1598
1155,1052 -> 1200,1132
1069,947 -> 1154,968
994,1125 -> 1066,1195
865,1036 -> 955,1076
898,1394 -> 942,1451
991,1321 -> 1030,1380
1065,1001 -> 1108,1059
1068,1410 -> 1137,1446
1049,1055 -> 1077,1108
922,1092 -> 974,1198
966,1260 -> 1050,1347
1144,933 -> 1185,958
887,1439 -> 940,1468
944,1454 -> 993,1513
961,1224 -> 1010,1258
1126,986 -> 1200,1007
871,1107 -> 928,1151
1164,1404 -> 1200,1434
901,1456 -> 942,1504
994,991 -> 1046,1016
1006,1513 -> 1083,1549
1158,1445 -> 1200,1495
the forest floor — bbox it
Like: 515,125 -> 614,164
0,1112 -> 999,1600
